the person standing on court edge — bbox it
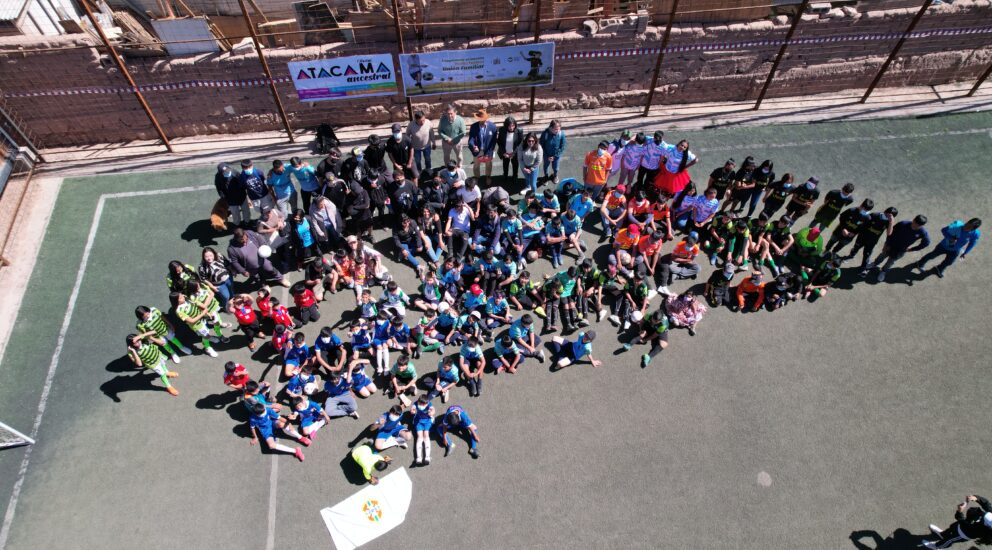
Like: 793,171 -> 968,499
539,120 -> 566,184
215,163 -> 249,227
405,110 -> 433,178
912,218 -> 981,278
468,108 -> 498,186
497,116 -> 524,184
922,494 -> 992,549
438,104 -> 466,168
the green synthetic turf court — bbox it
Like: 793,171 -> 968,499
1,112 -> 991,550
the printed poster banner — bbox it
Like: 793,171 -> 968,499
399,42 -> 555,97
288,54 -> 398,102
321,468 -> 412,550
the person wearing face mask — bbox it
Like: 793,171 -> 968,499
811,182 -> 855,229
385,122 -> 415,179
655,138 -> 698,196
438,104 -> 466,168
439,160 -> 467,192
539,120 -> 566,184
785,176 -> 821,221
363,134 -> 388,174
468,108 -> 498,186
826,199 -> 874,255
637,131 -> 667,192
315,147 -> 343,182
734,270 -> 765,312
370,404 -> 412,450
215,162 -> 250,227
239,159 -> 274,217
722,156 -> 755,214
606,129 -> 632,184
707,158 -> 736,203
748,159 -> 775,218
583,140 -> 614,201
619,132 -> 646,188
704,261 -> 737,308
761,172 -> 795,219
267,159 -> 298,218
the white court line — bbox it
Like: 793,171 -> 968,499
266,456 -> 279,550
0,184 -> 213,550
695,127 -> 992,153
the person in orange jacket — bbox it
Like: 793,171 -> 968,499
735,270 -> 765,312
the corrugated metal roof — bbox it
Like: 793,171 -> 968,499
0,0 -> 30,22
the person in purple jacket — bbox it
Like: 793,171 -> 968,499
861,214 -> 930,282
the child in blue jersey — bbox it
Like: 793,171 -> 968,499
550,330 -> 602,371
243,379 -> 278,412
282,332 -> 312,378
484,289 -> 512,341
323,371 -> 360,419
567,188 -> 596,221
434,301 -> 461,349
436,405 -> 480,458
427,357 -> 460,403
358,289 -> 379,321
544,215 -> 567,268
386,315 -> 416,359
462,284 -> 487,314
459,336 -> 486,397
247,400 -> 306,462
371,404 -> 412,450
493,334 -> 523,375
290,395 -> 330,440
313,326 -> 347,375
285,364 -> 317,399
372,310 -> 392,375
509,313 -> 545,362
409,394 -> 435,466
500,208 -> 524,259
349,358 -> 378,398
349,319 -> 373,361
561,208 -> 587,262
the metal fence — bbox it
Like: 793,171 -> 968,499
0,0 -> 990,154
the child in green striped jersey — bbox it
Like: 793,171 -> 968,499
188,281 -> 232,329
170,292 -> 227,357
134,305 -> 191,363
126,334 -> 179,396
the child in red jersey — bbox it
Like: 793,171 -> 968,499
269,297 -> 297,329
272,324 -> 293,353
232,294 -> 266,351
223,361 -> 251,390
291,282 -> 321,326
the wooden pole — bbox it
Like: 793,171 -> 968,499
79,0 -> 172,152
642,0 -> 680,117
391,0 -> 414,120
527,0 -> 543,124
861,0 -> 933,103
966,59 -> 992,97
754,0 -> 809,110
238,0 -> 294,142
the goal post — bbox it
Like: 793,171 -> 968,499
0,421 -> 34,450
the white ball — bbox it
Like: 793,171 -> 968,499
631,310 -> 643,322
303,382 -> 317,395
527,250 -> 539,262
258,245 -> 272,258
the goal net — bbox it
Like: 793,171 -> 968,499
0,421 -> 34,450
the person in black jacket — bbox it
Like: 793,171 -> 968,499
345,179 -> 373,240
924,494 -> 992,549
496,116 -> 524,183
215,163 -> 250,227
315,148 -> 343,182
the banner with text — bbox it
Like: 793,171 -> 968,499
399,43 -> 555,97
288,54 -> 398,102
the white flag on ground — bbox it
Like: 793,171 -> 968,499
320,468 -> 413,550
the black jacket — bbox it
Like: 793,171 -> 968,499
215,171 -> 246,205
956,496 -> 992,541
496,126 -> 524,158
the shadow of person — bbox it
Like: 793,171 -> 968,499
195,390 -> 240,411
181,219 -> 228,247
99,372 -> 163,403
339,449 -> 373,486
849,528 -> 928,550
106,355 -> 140,373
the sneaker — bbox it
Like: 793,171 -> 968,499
445,442 -> 455,456
537,350 -> 546,363
534,306 -> 547,318
547,325 -> 557,333
438,344 -> 446,355
876,271 -> 886,283
578,318 -> 590,327
641,354 -> 651,368
608,314 -> 620,326
935,269 -> 944,278
622,343 -> 632,351
688,327 -> 696,336
166,386 -> 179,396
220,321 -> 232,328
220,336 -> 230,343
597,310 -> 607,322
858,269 -> 869,278
922,542 -> 937,550
622,320 -> 631,331
646,289 -> 658,302
166,371 -> 179,379
170,354 -> 181,364
929,524 -> 942,536
350,412 -> 360,419
179,345 -> 192,355
709,254 -> 717,266
294,448 -> 305,462
413,348 -> 421,359
657,286 -> 672,296
442,392 -> 449,403
205,347 -> 218,358
469,448 -> 479,459
398,441 -> 408,449
298,436 -> 312,447
424,457 -> 431,466
279,277 -> 291,288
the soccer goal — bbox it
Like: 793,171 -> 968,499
0,421 -> 34,450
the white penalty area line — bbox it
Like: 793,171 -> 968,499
695,127 -> 992,153
0,184 -> 214,550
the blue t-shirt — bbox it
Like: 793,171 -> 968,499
387,323 -> 411,343
540,195 -> 560,212
373,320 -> 391,341
521,212 -> 544,238
463,293 -> 486,310
296,218 -> 314,247
440,406 -> 473,430
571,333 -> 593,360
437,364 -> 460,384
286,372 -> 315,395
296,401 -> 324,424
268,169 -> 295,199
460,344 -> 484,360
509,320 -> 532,341
494,338 -> 519,356
325,376 -> 351,397
314,333 -> 343,355
351,329 -> 372,348
284,344 -> 311,366
562,214 -> 582,236
249,407 -> 279,430
568,194 -> 595,219
240,168 -> 268,200
486,297 -> 508,316
448,207 -> 472,233
289,164 -> 319,192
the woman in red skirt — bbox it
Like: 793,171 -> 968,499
655,139 -> 698,196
